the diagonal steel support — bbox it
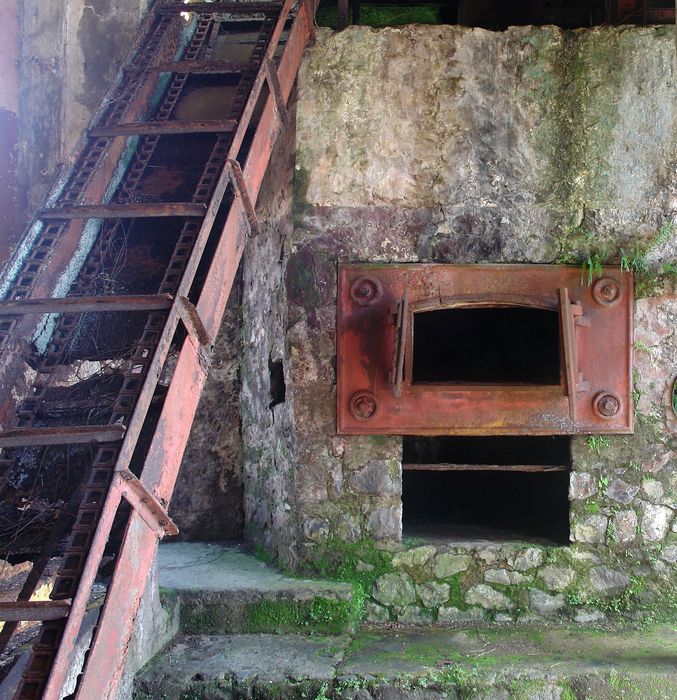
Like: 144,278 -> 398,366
176,296 -> 212,347
263,57 -> 288,126
115,470 -> 179,538
226,159 -> 260,237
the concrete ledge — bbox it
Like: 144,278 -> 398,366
134,623 -> 677,700
159,542 -> 356,635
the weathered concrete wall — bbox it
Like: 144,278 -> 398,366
243,24 -> 677,623
6,0 -> 150,271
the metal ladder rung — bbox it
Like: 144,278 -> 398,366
153,60 -> 254,75
38,203 -> 207,220
90,119 -> 238,137
0,602 -> 71,622
0,294 -> 174,316
0,425 -> 126,448
157,2 -> 283,15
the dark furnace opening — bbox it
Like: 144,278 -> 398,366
412,307 -> 560,384
402,436 -> 571,545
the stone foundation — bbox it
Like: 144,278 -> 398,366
235,24 -> 677,622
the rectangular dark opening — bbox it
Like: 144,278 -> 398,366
411,307 -> 560,384
402,436 -> 571,545
403,435 -> 570,466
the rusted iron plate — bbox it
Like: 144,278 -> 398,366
337,264 -> 633,436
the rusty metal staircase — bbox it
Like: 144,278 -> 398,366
0,1 -> 314,697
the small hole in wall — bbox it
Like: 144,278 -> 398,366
269,357 -> 286,409
672,377 -> 677,417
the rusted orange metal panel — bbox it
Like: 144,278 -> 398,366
337,264 -> 634,436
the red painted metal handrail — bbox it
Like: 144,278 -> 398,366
33,1 -> 315,697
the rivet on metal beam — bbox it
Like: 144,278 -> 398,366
115,470 -> 179,537
263,57 -> 288,127
226,159 -> 260,237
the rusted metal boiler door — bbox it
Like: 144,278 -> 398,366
337,264 -> 633,436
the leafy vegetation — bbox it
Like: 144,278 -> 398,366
299,538 -> 395,622
555,219 -> 676,297
587,435 -> 610,456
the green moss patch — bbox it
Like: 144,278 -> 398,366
243,597 -> 357,635
301,538 -> 395,620
315,2 -> 443,29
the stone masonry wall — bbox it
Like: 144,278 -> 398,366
239,101 -> 299,566
257,24 -> 677,623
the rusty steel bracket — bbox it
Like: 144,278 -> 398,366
263,57 -> 288,126
226,159 -> 260,237
115,470 -> 179,538
389,288 -> 409,398
560,287 -> 587,421
177,296 -> 212,347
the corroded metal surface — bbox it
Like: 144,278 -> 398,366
337,264 -> 633,436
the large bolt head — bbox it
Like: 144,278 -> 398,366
593,392 -> 620,418
592,277 -> 621,306
349,391 -> 378,420
350,276 -> 383,307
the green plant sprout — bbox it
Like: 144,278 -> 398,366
587,435 -> 610,456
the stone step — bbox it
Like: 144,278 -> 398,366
134,623 -> 677,700
158,542 -> 357,635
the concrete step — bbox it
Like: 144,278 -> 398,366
135,623 -> 677,699
158,542 -> 357,635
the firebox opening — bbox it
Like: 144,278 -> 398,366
402,436 -> 571,545
411,307 -> 560,385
